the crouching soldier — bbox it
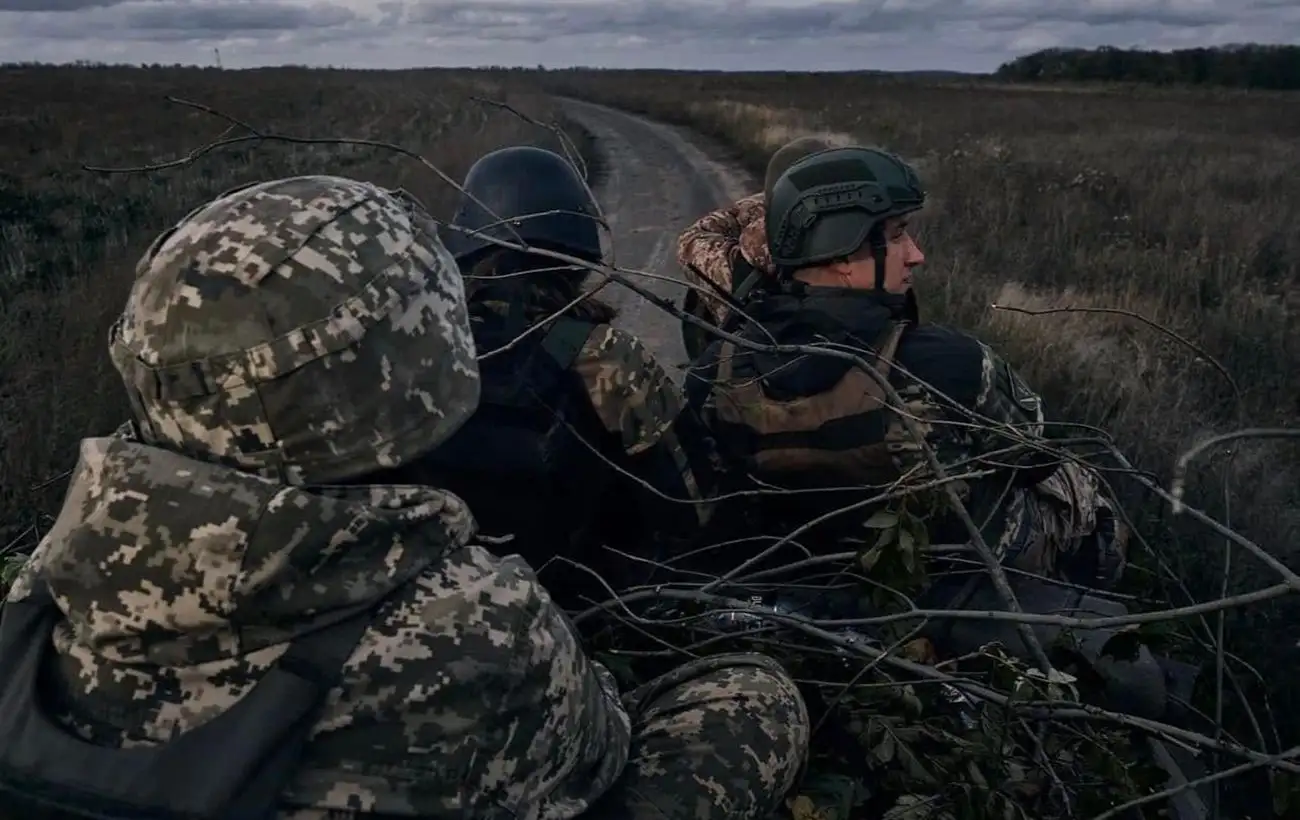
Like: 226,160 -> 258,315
0,174 -> 808,820
425,145 -> 722,601
686,146 -> 1141,704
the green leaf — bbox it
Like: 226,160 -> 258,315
799,772 -> 871,814
898,528 -> 916,573
865,510 -> 899,529
899,683 -> 924,716
882,794 -> 932,820
874,729 -> 897,764
896,739 -> 938,785
860,543 -> 886,573
1273,770 -> 1300,816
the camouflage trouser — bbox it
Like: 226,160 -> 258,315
969,461 -> 1129,591
586,653 -> 810,820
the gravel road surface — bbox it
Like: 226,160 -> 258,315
559,98 -> 756,383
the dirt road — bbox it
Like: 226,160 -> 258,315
559,98 -> 755,383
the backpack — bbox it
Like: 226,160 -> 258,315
0,585 -> 374,819
417,305 -> 613,574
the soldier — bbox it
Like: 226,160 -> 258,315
0,176 -> 809,819
686,145 -> 1128,594
428,145 -> 721,599
676,134 -> 850,360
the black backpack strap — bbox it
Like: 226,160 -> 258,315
221,605 -> 375,818
539,317 -> 596,372
0,583 -> 378,820
731,268 -> 761,306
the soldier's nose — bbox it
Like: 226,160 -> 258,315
905,238 -> 925,266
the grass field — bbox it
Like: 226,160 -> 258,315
0,65 -> 589,555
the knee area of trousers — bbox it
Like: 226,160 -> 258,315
643,653 -> 810,742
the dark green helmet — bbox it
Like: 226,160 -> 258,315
766,146 -> 925,271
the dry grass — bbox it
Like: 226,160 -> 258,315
545,69 -> 1300,739
0,65 -> 591,549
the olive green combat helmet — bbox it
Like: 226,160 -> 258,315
766,146 -> 925,290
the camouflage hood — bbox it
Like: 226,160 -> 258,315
17,428 -> 474,667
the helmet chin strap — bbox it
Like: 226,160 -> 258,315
870,236 -> 888,292
869,231 -> 915,321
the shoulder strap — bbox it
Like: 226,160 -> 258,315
0,582 -> 377,820
871,321 -> 907,381
539,317 -> 597,372
221,605 -> 374,818
715,340 -> 738,384
731,268 -> 761,305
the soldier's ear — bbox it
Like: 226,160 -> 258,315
826,256 -> 856,277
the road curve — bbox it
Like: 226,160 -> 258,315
559,98 -> 756,382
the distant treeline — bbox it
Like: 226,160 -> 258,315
995,44 -> 1300,90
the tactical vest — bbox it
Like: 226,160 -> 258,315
418,312 -> 611,570
709,321 -> 908,487
0,585 -> 374,819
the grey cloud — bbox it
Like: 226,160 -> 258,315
0,0 -> 123,10
126,1 -> 355,33
0,0 -> 1296,71
5,0 -> 361,43
404,0 -> 944,43
399,0 -> 1273,44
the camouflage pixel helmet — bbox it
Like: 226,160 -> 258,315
109,175 -> 481,485
766,145 -> 925,282
443,145 -> 604,268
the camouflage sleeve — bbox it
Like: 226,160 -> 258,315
675,193 -> 765,323
573,324 -> 717,532
493,556 -> 633,817
962,343 -> 1128,589
971,340 -> 1045,436
871,337 -> 1047,481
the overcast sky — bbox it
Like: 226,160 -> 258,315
0,0 -> 1295,73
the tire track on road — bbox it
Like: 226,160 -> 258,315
560,98 -> 756,384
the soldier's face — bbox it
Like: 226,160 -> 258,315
836,217 -> 925,293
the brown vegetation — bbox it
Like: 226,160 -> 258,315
0,65 -> 588,553
546,69 -> 1300,747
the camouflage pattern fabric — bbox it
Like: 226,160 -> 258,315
589,653 -> 810,820
869,342 -> 1128,590
997,460 -> 1130,589
938,342 -> 1128,590
109,176 -> 481,486
469,293 -> 717,531
10,432 -> 808,818
9,175 -> 809,819
573,323 -> 712,526
675,192 -> 773,327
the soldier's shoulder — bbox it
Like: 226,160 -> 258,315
349,545 -> 545,687
905,321 -> 981,348
733,191 -> 766,219
302,548 -> 597,814
892,323 -> 986,406
895,322 -> 984,370
577,323 -> 662,375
